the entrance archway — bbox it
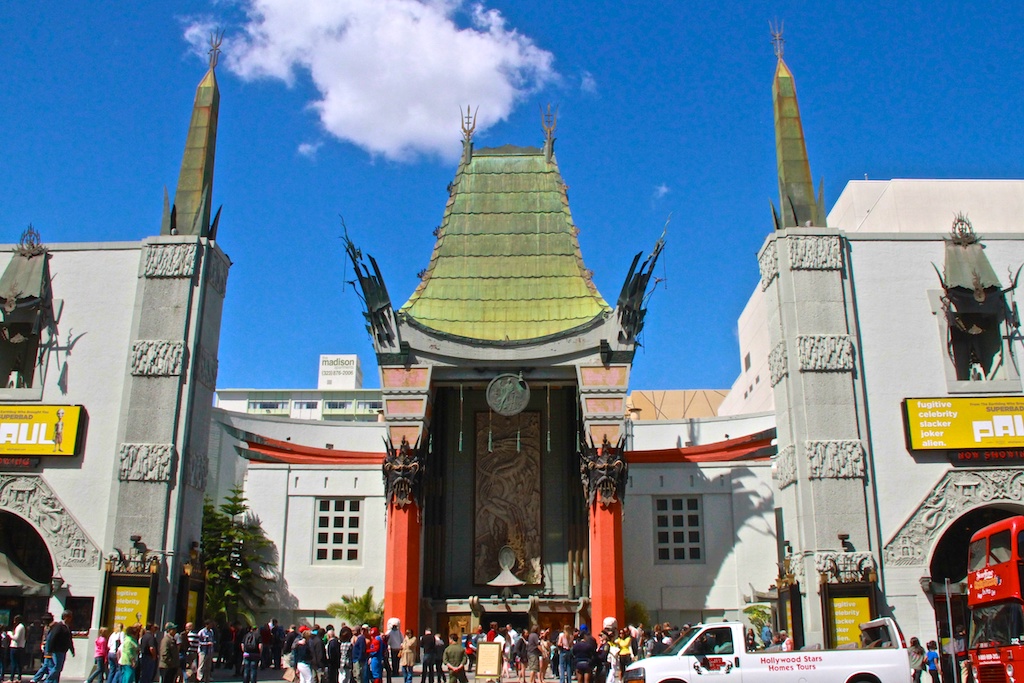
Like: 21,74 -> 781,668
930,505 -> 1024,584
0,510 -> 54,587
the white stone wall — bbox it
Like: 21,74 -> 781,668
623,461 -> 777,624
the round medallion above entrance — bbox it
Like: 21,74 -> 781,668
486,373 -> 530,416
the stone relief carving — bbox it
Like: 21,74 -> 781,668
196,346 -> 218,391
797,335 -> 854,371
807,440 -> 865,479
206,252 -> 229,296
118,444 -> 175,482
0,475 -> 100,567
773,445 -> 797,489
143,244 -> 198,278
758,242 -> 778,291
769,342 -> 788,386
885,469 -> 1024,567
131,340 -> 185,376
185,448 -> 208,491
816,551 -> 876,582
789,236 -> 842,270
782,550 -> 808,586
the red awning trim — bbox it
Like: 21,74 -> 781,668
626,428 -> 776,464
230,430 -> 383,465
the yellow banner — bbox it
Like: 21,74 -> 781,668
0,405 -> 82,456
187,590 -> 199,625
110,585 -> 150,628
904,397 -> 1024,450
831,596 -> 871,647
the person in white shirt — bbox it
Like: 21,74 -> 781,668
8,615 -> 27,682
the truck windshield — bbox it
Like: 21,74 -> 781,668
662,626 -> 700,656
970,602 -> 1024,647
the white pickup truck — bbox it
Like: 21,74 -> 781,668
624,618 -> 911,683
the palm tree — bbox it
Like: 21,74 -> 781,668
326,587 -> 383,627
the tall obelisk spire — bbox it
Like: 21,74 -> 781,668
770,22 -> 824,229
164,31 -> 222,237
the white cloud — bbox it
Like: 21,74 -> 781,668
297,141 -> 323,158
653,183 -> 670,200
185,0 -> 556,161
580,70 -> 597,95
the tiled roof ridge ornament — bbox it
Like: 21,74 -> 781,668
770,18 -> 784,59
208,29 -> 224,71
541,103 -> 558,162
949,212 -> 979,246
460,105 -> 478,165
14,225 -> 46,259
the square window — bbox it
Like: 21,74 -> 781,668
313,498 -> 363,564
652,496 -> 703,565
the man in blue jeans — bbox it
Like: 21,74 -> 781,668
44,611 -> 75,683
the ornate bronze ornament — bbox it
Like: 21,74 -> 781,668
486,373 -> 530,416
579,435 -> 628,508
383,435 -> 422,509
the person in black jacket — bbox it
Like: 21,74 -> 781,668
418,630 -> 436,683
570,627 -> 596,683
308,627 -> 326,682
42,612 -> 75,683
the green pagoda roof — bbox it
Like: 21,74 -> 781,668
400,144 -> 611,342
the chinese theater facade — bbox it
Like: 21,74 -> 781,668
345,114 -> 664,633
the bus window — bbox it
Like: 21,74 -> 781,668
969,538 -> 988,571
990,530 -> 1013,564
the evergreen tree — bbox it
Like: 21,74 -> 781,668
201,487 -> 275,624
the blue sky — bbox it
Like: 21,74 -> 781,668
2,1 -> 1023,392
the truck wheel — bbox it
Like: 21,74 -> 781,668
846,676 -> 880,683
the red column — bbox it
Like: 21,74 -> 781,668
384,502 -> 421,634
589,499 -> 624,628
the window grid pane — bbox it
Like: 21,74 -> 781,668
653,496 -> 704,564
312,497 -> 363,564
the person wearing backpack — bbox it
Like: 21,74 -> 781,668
242,627 -> 262,683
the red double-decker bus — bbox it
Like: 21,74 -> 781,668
967,516 -> 1024,682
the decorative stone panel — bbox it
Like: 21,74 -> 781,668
131,341 -> 185,376
807,440 -> 865,479
206,252 -> 229,296
196,346 -> 218,391
185,449 -> 208,491
143,243 -> 198,278
885,469 -> 1024,567
118,444 -> 175,482
758,242 -> 778,291
0,475 -> 101,567
789,236 -> 842,270
773,444 -> 796,489
797,335 -> 854,371
769,342 -> 788,386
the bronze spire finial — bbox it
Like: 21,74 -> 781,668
541,103 -> 558,139
769,19 -> 784,59
460,105 -> 478,142
208,30 -> 224,70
